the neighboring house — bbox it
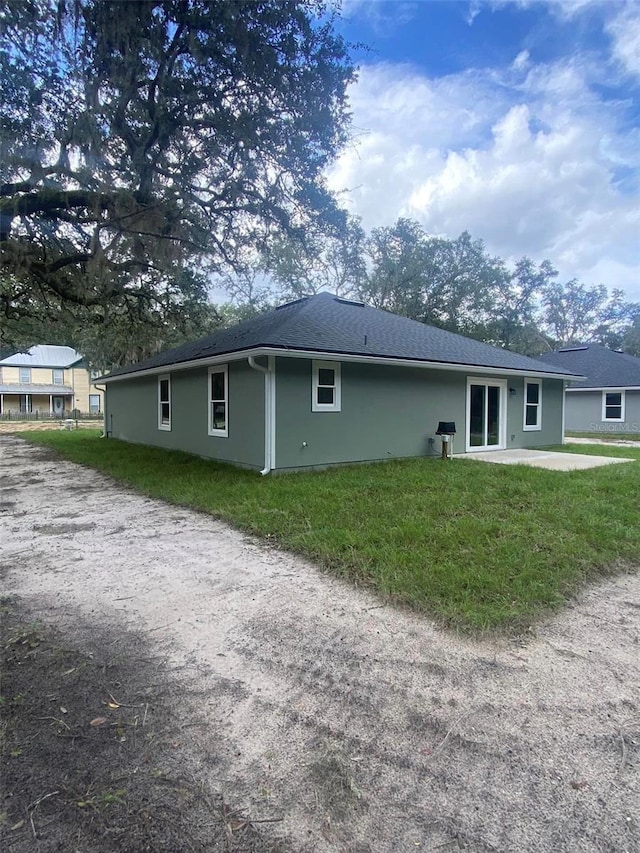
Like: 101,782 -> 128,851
537,344 -> 640,435
101,293 -> 579,473
0,346 -> 104,417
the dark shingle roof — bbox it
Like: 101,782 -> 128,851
537,345 -> 640,388
104,293 -> 580,380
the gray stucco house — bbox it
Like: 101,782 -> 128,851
101,293 -> 578,472
538,345 -> 640,436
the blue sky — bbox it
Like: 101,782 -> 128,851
327,0 -> 639,299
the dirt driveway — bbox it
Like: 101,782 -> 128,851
1,435 -> 639,852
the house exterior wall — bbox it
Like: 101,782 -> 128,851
275,358 -> 464,470
71,367 -> 104,413
565,389 -> 640,434
105,361 -> 265,469
505,376 -> 565,449
104,356 -> 566,472
274,359 -> 565,470
0,364 -> 103,415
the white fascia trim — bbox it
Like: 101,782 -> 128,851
567,385 -> 640,392
102,347 -> 579,383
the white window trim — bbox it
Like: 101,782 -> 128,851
312,360 -> 341,412
602,389 -> 625,422
52,368 -> 64,385
158,374 -> 171,431
19,367 -> 31,384
523,380 -> 542,431
208,364 -> 228,437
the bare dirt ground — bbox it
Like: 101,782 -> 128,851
1,434 -> 639,852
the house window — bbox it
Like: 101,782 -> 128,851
208,365 -> 228,436
523,381 -> 541,431
312,361 -> 341,412
19,367 -> 31,384
20,395 -> 32,413
602,391 -> 624,422
158,375 -> 171,430
52,368 -> 64,385
89,394 -> 101,414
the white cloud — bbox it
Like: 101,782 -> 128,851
605,1 -> 640,80
328,53 -> 640,300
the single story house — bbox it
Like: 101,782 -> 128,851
0,345 -> 103,417
537,344 -> 640,435
101,293 -> 580,473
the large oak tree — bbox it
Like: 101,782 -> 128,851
0,0 -> 354,362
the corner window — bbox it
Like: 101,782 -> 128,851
208,365 -> 228,436
523,381 -> 541,431
89,394 -> 101,414
52,368 -> 64,385
19,367 -> 31,384
312,361 -> 341,412
158,375 -> 171,430
602,391 -> 624,422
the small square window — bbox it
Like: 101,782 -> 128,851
603,391 -> 624,422
312,361 -> 341,412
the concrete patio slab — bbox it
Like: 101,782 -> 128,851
461,448 -> 635,470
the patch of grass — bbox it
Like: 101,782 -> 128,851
22,430 -> 640,632
565,430 -> 640,441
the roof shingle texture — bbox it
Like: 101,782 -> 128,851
537,345 -> 640,388
105,293 -> 580,379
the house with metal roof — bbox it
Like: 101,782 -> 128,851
538,345 -> 640,436
101,293 -> 579,472
0,345 -> 103,418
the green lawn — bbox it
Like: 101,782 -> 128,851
565,430 -> 640,441
21,430 -> 640,633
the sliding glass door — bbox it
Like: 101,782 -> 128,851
466,379 -> 506,451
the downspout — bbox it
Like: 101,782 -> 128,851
248,356 -> 275,475
93,383 -> 108,436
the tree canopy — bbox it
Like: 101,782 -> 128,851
0,0 -> 355,363
221,216 -> 639,356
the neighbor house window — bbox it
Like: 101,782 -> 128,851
523,381 -> 541,431
52,368 -> 64,385
158,375 -> 171,430
20,395 -> 32,413
602,391 -> 624,422
312,361 -> 341,412
19,367 -> 31,384
208,365 -> 228,436
89,394 -> 100,414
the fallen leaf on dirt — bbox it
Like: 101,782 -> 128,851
229,819 -> 248,832
90,716 -> 108,727
106,701 -> 120,709
60,706 -> 67,714
570,780 -> 589,790
10,819 -> 25,830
